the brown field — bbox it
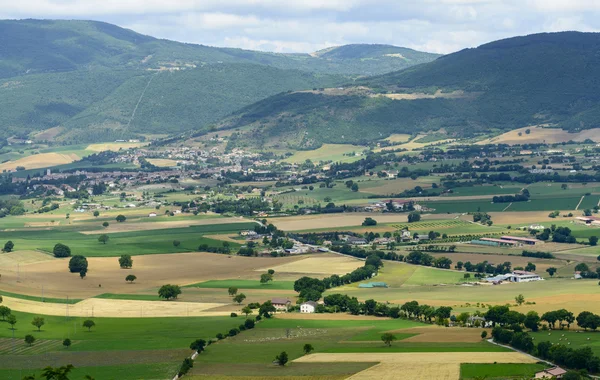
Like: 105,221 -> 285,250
257,256 -> 363,275
295,352 -> 536,380
86,142 -> 147,152
2,296 -> 229,318
32,126 -> 64,141
24,221 -> 61,227
146,158 -> 178,167
80,216 -> 251,234
478,126 -> 600,145
399,326 -> 492,343
357,177 -> 439,194
0,252 -> 304,299
0,250 -> 55,266
0,152 -> 80,171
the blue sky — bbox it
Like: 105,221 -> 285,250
1,0 -> 600,54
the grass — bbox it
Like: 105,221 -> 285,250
0,223 -> 251,257
460,363 -> 547,379
0,291 -> 82,304
0,362 -> 182,380
530,330 -> 600,356
94,293 -> 162,301
187,280 -> 295,290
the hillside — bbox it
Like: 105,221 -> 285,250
0,19 -> 438,142
216,32 -> 600,148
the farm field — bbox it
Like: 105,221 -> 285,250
478,126 -> 600,145
0,152 -> 81,172
256,256 -> 364,276
460,363 -> 547,380
283,144 -> 365,164
146,158 -> 178,167
85,142 -> 147,151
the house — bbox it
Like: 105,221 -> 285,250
271,298 -> 291,311
345,236 -> 367,245
535,366 -> 567,379
528,224 -> 545,230
500,236 -> 541,245
300,301 -> 317,313
148,212 -> 157,217
240,230 -> 258,237
508,270 -> 543,282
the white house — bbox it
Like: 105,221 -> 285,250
300,301 -> 317,314
148,212 -> 157,217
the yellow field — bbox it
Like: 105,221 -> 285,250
257,255 -> 363,275
284,144 -> 364,164
146,158 -> 178,167
295,352 -> 535,380
378,89 -> 469,100
478,126 -> 600,145
1,296 -> 229,318
86,142 -> 147,151
383,134 -> 411,143
0,250 -> 55,266
0,152 -> 80,171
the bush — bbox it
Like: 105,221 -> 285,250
228,328 -> 239,337
230,312 -> 238,318
53,243 -> 71,258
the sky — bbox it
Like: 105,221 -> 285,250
1,0 -> 600,54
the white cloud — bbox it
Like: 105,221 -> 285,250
2,0 -> 600,54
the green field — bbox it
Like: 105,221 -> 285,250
530,330 -> 600,356
460,363 -> 547,379
0,223 -> 252,257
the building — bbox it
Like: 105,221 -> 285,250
576,216 -> 600,226
148,212 -> 157,217
345,236 -> 367,245
300,301 -> 317,313
271,298 -> 291,311
501,236 -> 541,245
474,238 -> 521,247
484,271 -> 542,283
535,366 -> 567,379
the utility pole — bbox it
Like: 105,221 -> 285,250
41,285 -> 44,303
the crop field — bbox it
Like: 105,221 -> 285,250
0,252 -> 305,300
189,279 -> 295,290
0,311 -> 243,380
444,185 -> 523,197
357,177 -> 438,195
383,133 -> 411,143
256,256 -> 364,275
146,158 -> 178,167
530,330 -> 600,356
284,144 -> 365,164
0,152 -> 80,172
423,200 -> 507,214
294,352 -> 534,380
460,363 -> 547,380
478,126 -> 600,145
85,142 -> 146,151
270,213 -> 446,231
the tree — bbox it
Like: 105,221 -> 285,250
173,240 -> 181,247
260,273 -> 273,284
365,254 -> 383,270
546,267 -> 557,277
590,236 -> 598,246
524,311 -> 540,332
62,338 -> 71,349
275,351 -> 288,366
118,254 -> 133,269
80,268 -> 87,279
116,214 -> 127,223
268,269 -> 275,275
83,319 -> 95,331
125,274 -> 137,283
0,306 -> 11,320
233,293 -> 247,304
3,241 -> 14,252
303,343 -> 314,355
38,365 -> 75,380
351,183 -> 359,192
362,217 -> 377,226
408,212 -> 421,223
575,263 -> 589,272
69,255 -> 88,273
481,331 -> 488,339
7,314 -> 16,329
25,334 -> 35,346
102,222 -> 109,228
228,287 -> 238,296
158,284 -> 181,300
381,333 -> 397,347
241,306 -> 252,317
98,234 -> 109,244
31,317 -> 45,331
93,211 -> 100,217
190,339 -> 207,353
53,243 -> 71,258
515,294 -> 525,306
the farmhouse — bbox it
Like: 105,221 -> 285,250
501,236 -> 541,245
535,366 -> 567,379
148,212 -> 157,217
485,271 -> 542,283
300,301 -> 317,313
473,238 -> 521,247
576,216 -> 600,226
271,298 -> 291,311
344,236 -> 368,245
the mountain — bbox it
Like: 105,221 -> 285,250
217,32 -> 600,148
0,19 -> 439,142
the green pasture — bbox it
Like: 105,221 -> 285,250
187,279 -> 295,290
447,185 -> 523,197
0,291 -> 81,305
423,200 -> 507,214
0,223 -> 252,257
530,330 -> 600,356
0,363 -> 181,380
460,363 -> 547,380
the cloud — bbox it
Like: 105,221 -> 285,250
2,0 -> 600,54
